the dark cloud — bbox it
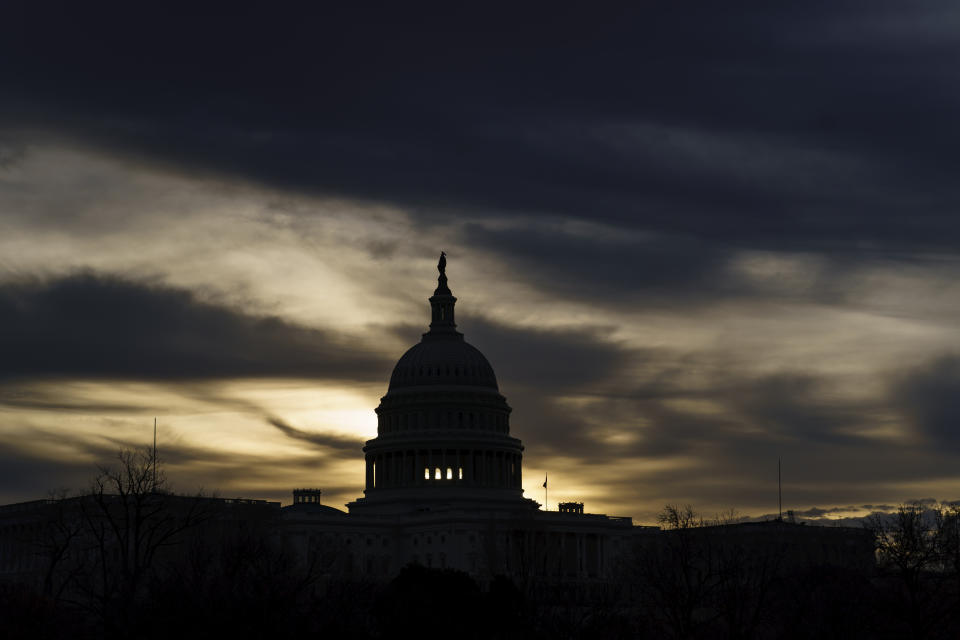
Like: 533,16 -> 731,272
0,136 -> 25,169
458,222 -> 893,309
267,417 -> 364,457
533,367 -> 872,463
461,223 -> 736,303
793,506 -> 858,518
468,317 -> 636,392
3,3 -> 960,261
891,355 -> 960,451
861,504 -> 897,512
0,383 -> 147,413
0,272 -> 392,382
0,443 -> 101,504
728,373 -> 867,445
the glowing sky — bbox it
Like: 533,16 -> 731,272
2,4 -> 960,524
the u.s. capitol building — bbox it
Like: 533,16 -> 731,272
282,255 -> 636,580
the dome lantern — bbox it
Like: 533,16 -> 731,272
428,251 -> 458,336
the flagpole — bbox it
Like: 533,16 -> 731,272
153,417 -> 158,492
778,456 -> 782,521
543,473 -> 548,511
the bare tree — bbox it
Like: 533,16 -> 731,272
628,505 -> 717,639
628,505 -> 786,640
938,504 -> 960,611
659,503 -> 706,530
711,529 -> 782,640
44,447 -> 211,636
867,502 -> 957,639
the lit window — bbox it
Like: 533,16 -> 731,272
424,468 -> 430,480
458,467 -> 463,480
446,467 -> 453,479
434,467 -> 441,479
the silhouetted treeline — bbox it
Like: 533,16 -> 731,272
5,522 -> 958,639
2,452 -> 959,639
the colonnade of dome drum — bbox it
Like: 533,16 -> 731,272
367,392 -> 522,490
365,447 -> 522,490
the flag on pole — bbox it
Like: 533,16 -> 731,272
542,473 -> 547,488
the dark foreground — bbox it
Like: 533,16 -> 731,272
2,561 -> 959,640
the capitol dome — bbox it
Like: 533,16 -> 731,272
388,337 -> 498,391
348,253 -> 536,516
385,251 -> 499,392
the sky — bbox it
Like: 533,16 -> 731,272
2,2 -> 959,524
